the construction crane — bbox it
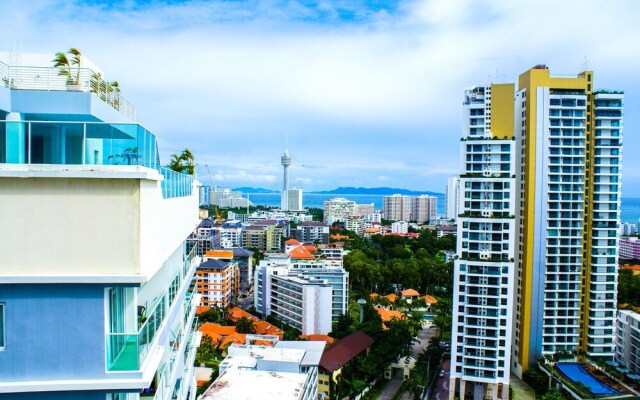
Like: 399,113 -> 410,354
204,164 -> 223,226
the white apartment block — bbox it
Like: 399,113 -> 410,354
383,194 -> 412,221
616,310 -> 640,375
391,221 -> 408,234
323,197 -> 357,223
450,83 -> 517,400
254,256 -> 348,334
446,177 -> 461,220
412,195 -> 438,224
621,223 -> 637,236
288,189 -> 304,211
356,203 -> 375,216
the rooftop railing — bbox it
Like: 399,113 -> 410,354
0,60 -> 136,121
0,120 -> 193,199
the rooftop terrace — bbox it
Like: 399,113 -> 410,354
0,59 -> 136,121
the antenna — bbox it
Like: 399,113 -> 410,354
582,56 -> 590,72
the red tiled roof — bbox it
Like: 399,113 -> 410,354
285,238 -> 301,245
303,245 -> 318,253
196,306 -> 212,315
319,332 -> 374,373
423,295 -> 438,305
376,306 -> 406,323
227,307 -> 258,323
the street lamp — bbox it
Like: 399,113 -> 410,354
357,298 -> 366,323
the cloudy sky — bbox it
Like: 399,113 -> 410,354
1,0 -> 639,194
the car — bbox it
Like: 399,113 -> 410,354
439,369 -> 445,378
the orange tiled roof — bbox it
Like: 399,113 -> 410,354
199,322 -> 237,338
364,227 -> 380,233
204,250 -> 234,259
285,238 -> 301,245
423,295 -> 438,305
227,307 -> 258,323
290,246 -> 315,260
401,289 -> 420,297
384,293 -> 398,303
370,293 -> 380,299
376,306 -> 406,323
300,334 -> 335,344
197,379 -> 210,387
622,264 -> 640,271
303,245 -> 318,253
196,306 -> 212,315
220,332 -> 247,349
254,320 -> 284,337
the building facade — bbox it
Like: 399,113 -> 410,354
323,197 -> 357,223
0,52 -> 200,400
383,194 -> 411,222
620,237 -> 640,260
196,256 -> 239,308
293,221 -> 330,244
615,310 -> 640,375
446,177 -> 461,220
450,83 -> 517,400
412,195 -> 437,224
513,67 -> 622,375
288,188 -> 303,211
450,66 -> 624,399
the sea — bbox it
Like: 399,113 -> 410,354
245,193 -> 640,224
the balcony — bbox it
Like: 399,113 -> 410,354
0,120 -> 194,199
106,245 -> 199,371
0,60 -> 136,120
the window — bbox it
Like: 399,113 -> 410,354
0,303 -> 4,349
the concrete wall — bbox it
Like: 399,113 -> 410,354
0,177 -> 140,276
0,284 -> 106,381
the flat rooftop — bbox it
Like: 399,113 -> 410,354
200,368 -> 307,400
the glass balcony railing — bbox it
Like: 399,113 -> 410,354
106,245 -> 198,371
106,296 -> 167,371
0,121 -> 193,199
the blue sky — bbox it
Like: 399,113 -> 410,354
2,0 -> 640,195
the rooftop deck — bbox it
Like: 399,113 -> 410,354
0,60 -> 136,121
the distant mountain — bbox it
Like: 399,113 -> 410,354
310,187 -> 444,196
233,187 -> 279,193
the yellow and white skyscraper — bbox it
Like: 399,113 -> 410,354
450,65 -> 624,399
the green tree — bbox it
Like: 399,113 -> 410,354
235,316 -> 256,334
540,388 -> 566,400
52,48 -> 82,84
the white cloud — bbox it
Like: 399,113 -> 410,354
1,0 -> 639,194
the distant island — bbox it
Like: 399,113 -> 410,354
233,186 -> 444,196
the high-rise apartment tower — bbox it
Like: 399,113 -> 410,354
450,65 -> 624,399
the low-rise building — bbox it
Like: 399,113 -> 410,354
391,221 -> 408,234
616,310 -> 640,374
620,237 -> 640,260
318,332 -> 375,399
200,337 -> 325,400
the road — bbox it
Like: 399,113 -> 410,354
380,322 -> 439,400
431,358 -> 450,400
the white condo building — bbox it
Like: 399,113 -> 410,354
323,197 -> 356,223
0,51 -> 201,400
383,194 -> 412,222
446,177 -> 461,220
288,188 -> 304,211
450,83 -> 517,400
412,195 -> 437,224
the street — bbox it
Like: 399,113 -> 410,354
431,358 -> 450,400
379,322 -> 439,400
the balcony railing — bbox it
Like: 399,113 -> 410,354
105,245 -> 198,371
0,61 -> 136,121
0,120 -> 194,199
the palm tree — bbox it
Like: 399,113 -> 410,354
52,52 -> 72,83
180,148 -> 195,175
52,48 -> 82,85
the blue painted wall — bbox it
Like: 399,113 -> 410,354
0,284 -> 107,381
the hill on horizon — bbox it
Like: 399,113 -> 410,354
233,186 -> 444,196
